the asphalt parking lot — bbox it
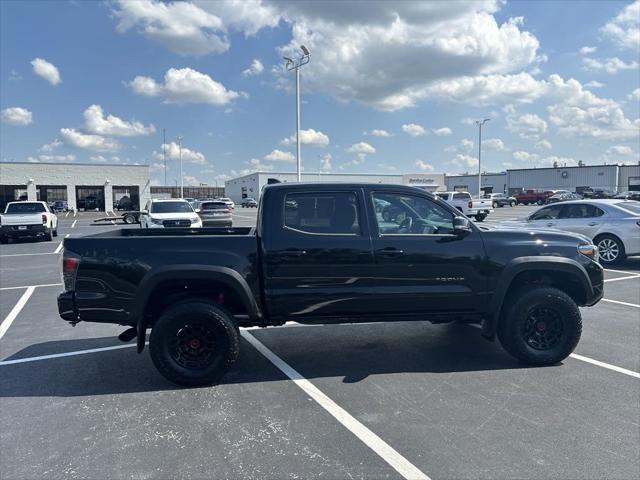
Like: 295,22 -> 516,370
1,206 -> 638,479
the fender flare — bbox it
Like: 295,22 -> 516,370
133,265 -> 261,352
482,256 -> 593,339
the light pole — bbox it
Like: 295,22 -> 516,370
475,118 -> 490,198
176,135 -> 184,198
284,45 -> 311,182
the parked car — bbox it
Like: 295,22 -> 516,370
436,191 -> 493,221
53,200 -> 69,212
0,201 -> 58,243
501,200 -> 640,265
140,199 -> 202,229
614,191 -> 640,201
241,197 -> 258,208
483,193 -> 517,208
582,189 -> 615,199
57,182 -> 603,386
196,201 -> 232,227
217,197 -> 235,210
546,192 -> 583,204
514,189 -> 554,205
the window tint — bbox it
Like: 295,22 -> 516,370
284,192 -> 360,235
530,205 -> 562,220
560,204 -> 605,219
373,192 -> 454,235
453,192 -> 471,200
436,193 -> 449,200
5,202 -> 46,213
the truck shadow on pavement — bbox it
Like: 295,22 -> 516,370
0,322 -> 549,397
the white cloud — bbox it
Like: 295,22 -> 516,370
30,57 -> 61,85
183,175 -> 203,186
606,145 -> 634,156
629,88 -> 640,100
39,139 -> 62,152
240,158 -> 274,175
579,46 -> 597,54
402,123 -> 426,136
27,154 -> 76,163
60,128 -> 119,152
505,109 -> 547,140
281,128 -> 330,146
461,138 -> 474,151
513,150 -> 538,162
483,138 -> 508,151
582,57 -> 639,74
149,162 -> 165,172
152,142 -> 207,164
539,156 -> 578,167
447,153 -> 478,169
535,139 -> 552,150
83,104 -> 155,136
369,129 -> 392,137
319,153 -> 332,170
129,67 -> 242,105
584,80 -> 605,88
347,142 -> 376,155
432,127 -> 452,136
415,159 -> 434,171
600,0 -> 640,50
1,107 -> 33,126
276,2 -> 541,110
243,58 -> 264,77
264,149 -> 294,162
8,69 -> 21,81
377,163 -> 397,171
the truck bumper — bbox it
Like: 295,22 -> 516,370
1,224 -> 47,239
58,291 -> 78,322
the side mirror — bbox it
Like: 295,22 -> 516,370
453,216 -> 472,236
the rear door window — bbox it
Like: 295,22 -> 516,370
284,192 -> 360,235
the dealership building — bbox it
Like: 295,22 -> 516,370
224,171 -> 446,203
0,161 -> 151,211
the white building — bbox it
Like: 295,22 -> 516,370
224,171 -> 446,203
445,173 -> 507,196
0,161 -> 151,212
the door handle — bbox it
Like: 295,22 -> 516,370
546,222 -> 555,227
282,248 -> 307,257
588,222 -> 598,226
376,248 -> 405,257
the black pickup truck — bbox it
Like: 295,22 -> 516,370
58,183 -> 603,386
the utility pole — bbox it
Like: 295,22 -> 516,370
284,45 -> 311,182
177,135 -> 184,198
163,128 -> 167,186
475,118 -> 490,199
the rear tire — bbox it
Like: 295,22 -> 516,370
53,229 -> 58,237
124,214 -> 135,224
498,287 -> 581,365
149,301 -> 240,386
44,229 -> 53,241
475,213 -> 486,222
492,202 -> 498,208
510,200 -> 516,207
595,234 -> 626,265
0,236 -> 7,244
536,199 -> 544,205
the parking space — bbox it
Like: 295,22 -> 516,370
1,206 -> 638,479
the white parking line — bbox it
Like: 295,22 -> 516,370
0,343 -> 140,366
569,354 -> 640,379
604,275 -> 640,283
601,298 -> 640,308
71,220 -> 77,228
73,210 -> 77,217
65,211 -> 70,217
53,234 -> 70,254
241,330 -> 430,480
604,268 -> 640,276
0,286 -> 35,340
0,252 -> 60,258
0,283 -> 62,291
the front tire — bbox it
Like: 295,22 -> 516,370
149,301 -> 240,386
44,229 -> 53,241
510,200 -> 516,207
536,199 -> 544,205
595,234 -> 625,265
498,287 -> 581,365
123,214 -> 135,224
475,213 -> 486,222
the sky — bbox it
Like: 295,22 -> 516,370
1,0 -> 639,186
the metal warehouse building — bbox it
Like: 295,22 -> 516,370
445,173 -> 507,196
0,161 -> 151,212
224,171 -> 446,203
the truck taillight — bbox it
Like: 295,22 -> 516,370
62,251 -> 80,291
42,214 -> 47,224
468,201 -> 473,208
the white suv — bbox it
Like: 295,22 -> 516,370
140,199 -> 202,229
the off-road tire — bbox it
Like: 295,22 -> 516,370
498,287 -> 581,365
594,234 -> 626,265
53,229 -> 58,237
123,214 -> 136,224
149,301 -> 240,386
509,200 -> 516,207
44,229 -> 53,241
475,213 -> 486,222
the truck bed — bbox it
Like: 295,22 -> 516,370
86,226 -> 255,238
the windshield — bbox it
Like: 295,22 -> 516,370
616,202 -> 640,215
150,201 -> 193,213
5,203 -> 46,213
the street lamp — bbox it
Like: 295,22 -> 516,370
284,45 -> 311,182
176,135 -> 184,198
475,118 -> 490,199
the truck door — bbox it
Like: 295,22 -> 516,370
262,188 -> 374,321
366,189 -> 488,316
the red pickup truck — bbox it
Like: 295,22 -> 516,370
514,190 -> 554,205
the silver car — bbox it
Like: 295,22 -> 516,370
197,201 -> 232,227
505,200 -> 640,265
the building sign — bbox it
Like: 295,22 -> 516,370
407,177 -> 435,184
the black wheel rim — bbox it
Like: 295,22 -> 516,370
523,307 -> 564,351
169,322 -> 218,369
